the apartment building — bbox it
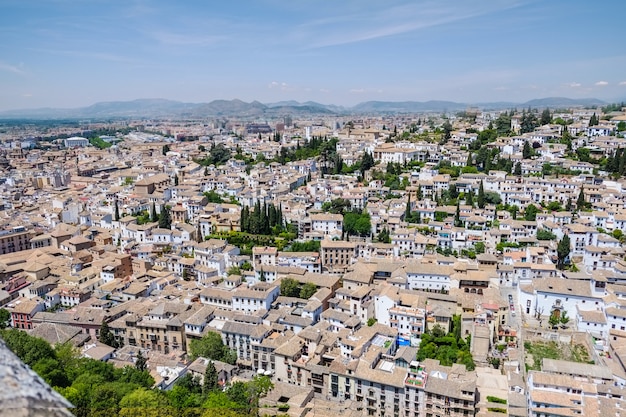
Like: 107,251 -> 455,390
310,213 -> 343,238
231,282 -> 280,313
0,227 -> 35,255
134,173 -> 171,195
221,321 -> 270,367
136,302 -> 199,354
405,262 -> 454,293
320,239 -> 357,271
527,369 -> 624,417
10,298 -> 45,330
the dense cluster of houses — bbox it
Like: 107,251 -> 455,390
1,107 -> 626,416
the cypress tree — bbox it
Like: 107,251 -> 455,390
240,206 -> 248,233
99,321 -> 117,348
405,194 -> 412,219
114,200 -> 120,221
260,202 -> 268,234
557,234 -> 571,270
576,186 -> 585,210
159,205 -> 171,229
150,202 -> 158,223
477,180 -> 486,209
506,158 -> 513,174
203,361 -> 218,394
540,108 -> 552,125
197,222 -> 204,243
277,204 -> 283,230
268,204 -> 276,230
466,190 -> 474,207
252,201 -> 261,234
449,184 -> 458,199
523,141 -> 533,159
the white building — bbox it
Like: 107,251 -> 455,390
64,137 -> 89,148
310,213 -> 343,238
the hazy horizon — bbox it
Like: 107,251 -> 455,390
2,0 -> 625,112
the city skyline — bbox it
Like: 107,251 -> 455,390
1,0 -> 625,112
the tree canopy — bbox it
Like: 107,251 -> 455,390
188,331 -> 237,364
158,205 -> 172,229
0,308 -> 10,329
1,329 -> 155,417
280,277 -> 301,298
557,234 -> 571,270
343,211 -> 371,237
98,321 -> 119,348
416,315 -> 475,371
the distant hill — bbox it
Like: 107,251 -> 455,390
0,97 -> 609,120
189,99 -> 267,117
351,100 -> 467,113
265,100 -> 345,112
0,98 -> 196,119
521,97 -> 606,108
80,99 -> 197,117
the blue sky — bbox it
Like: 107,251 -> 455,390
1,0 -> 625,111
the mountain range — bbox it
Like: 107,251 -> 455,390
0,97 -> 609,120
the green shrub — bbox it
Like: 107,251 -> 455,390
486,396 -> 507,404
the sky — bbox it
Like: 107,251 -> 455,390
1,0 -> 625,111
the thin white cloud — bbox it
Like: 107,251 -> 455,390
33,48 -> 140,64
299,1 -> 527,48
122,1 -> 158,19
595,81 -> 608,86
268,81 -> 293,91
148,30 -> 225,46
568,82 -> 581,88
619,81 -> 626,86
0,62 -> 25,75
349,88 -> 365,94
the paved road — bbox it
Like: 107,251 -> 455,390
499,286 -> 520,329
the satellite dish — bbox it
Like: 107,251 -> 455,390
264,370 -> 272,376
257,368 -> 265,374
